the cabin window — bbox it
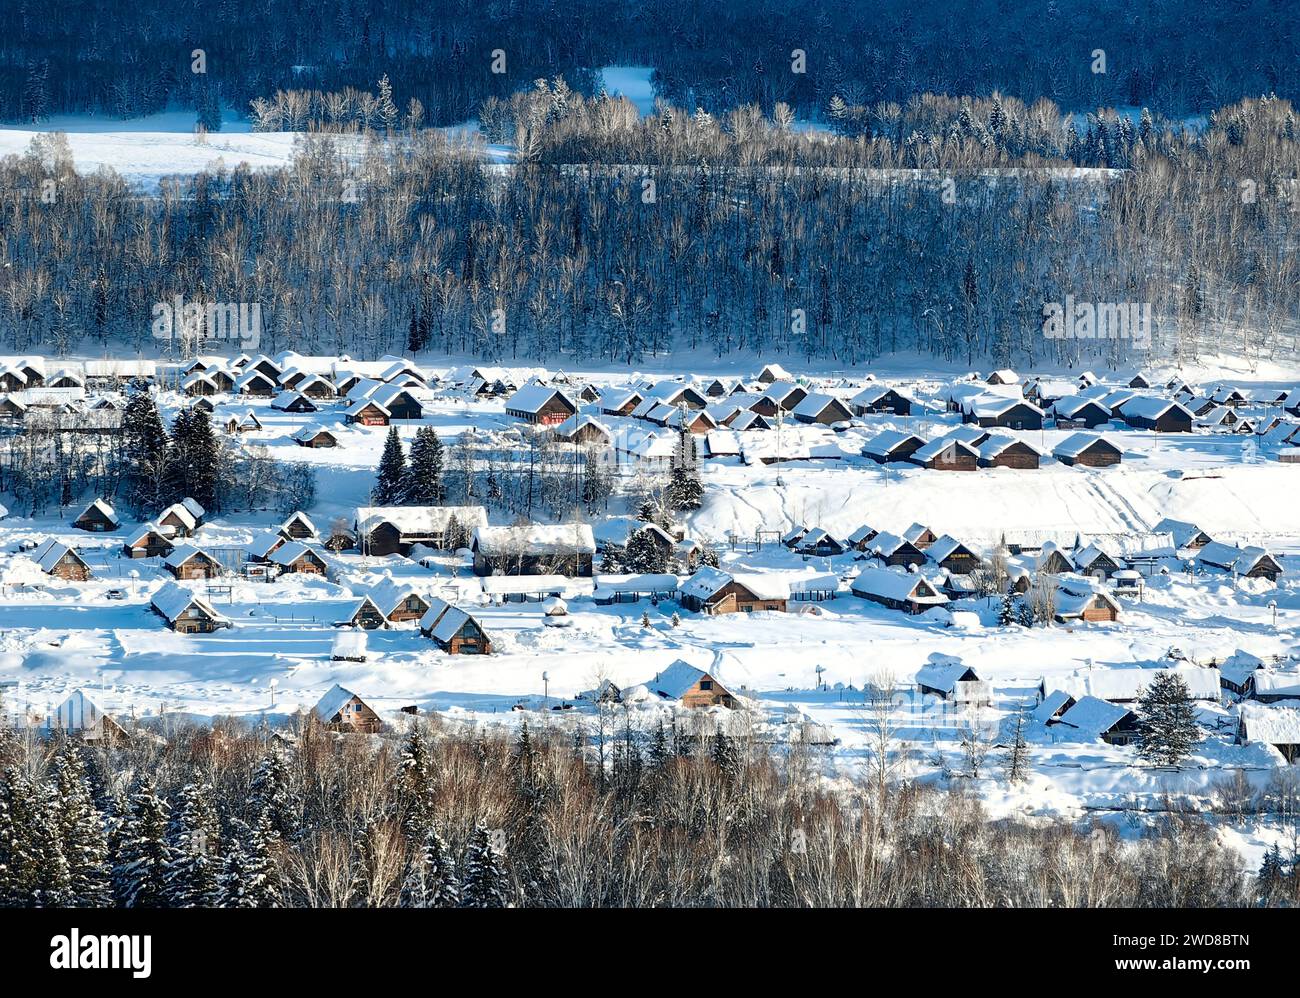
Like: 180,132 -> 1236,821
406,597 -> 420,610
699,680 -> 713,691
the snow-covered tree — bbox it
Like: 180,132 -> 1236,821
165,782 -> 222,907
459,825 -> 510,908
114,778 -> 174,908
1136,672 -> 1201,767
48,743 -> 111,906
372,427 -> 406,505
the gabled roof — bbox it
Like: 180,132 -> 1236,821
505,384 -> 576,415
926,534 -> 979,563
345,397 -> 390,417
355,505 -> 488,536
367,578 -> 427,616
1056,696 -> 1133,736
1197,542 -> 1278,575
471,523 -> 596,555
914,659 -> 979,693
163,543 -> 218,569
851,566 -> 947,604
125,522 -> 171,547
870,531 -> 917,557
1053,432 -> 1119,459
792,392 -> 850,420
313,684 -> 367,723
861,430 -> 926,459
1152,518 -> 1209,548
912,436 -> 978,463
1239,705 -> 1300,745
1122,396 -> 1193,421
76,497 -> 119,525
292,423 -> 333,443
978,433 -> 1044,459
269,541 -> 323,566
33,539 -> 88,574
151,581 -> 227,623
648,660 -> 718,700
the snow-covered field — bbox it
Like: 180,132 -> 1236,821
2,357 -> 1299,867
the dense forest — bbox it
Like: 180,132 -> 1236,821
1,709 -> 1292,908
2,0 -> 1296,125
0,92 -> 1294,369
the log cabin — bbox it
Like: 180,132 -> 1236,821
1053,433 -> 1122,467
851,567 -> 950,614
470,523 -> 596,577
354,505 -> 488,555
419,599 -> 493,654
849,385 -> 912,416
151,582 -> 231,633
292,424 -> 338,448
646,660 -> 739,708
164,545 -> 223,580
73,498 -> 119,532
344,399 -> 391,426
909,437 -> 980,470
677,566 -> 789,614
269,541 -> 327,575
870,531 -> 928,566
313,684 -> 383,733
792,392 -> 854,425
1121,397 -> 1194,432
335,595 -> 388,629
504,385 -> 579,425
122,523 -> 174,559
861,430 -> 927,464
33,539 -> 92,581
977,435 -> 1043,469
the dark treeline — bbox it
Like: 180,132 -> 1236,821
1,712 -> 1289,908
0,95 -> 1295,369
2,0 -> 1295,125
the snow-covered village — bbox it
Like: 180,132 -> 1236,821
0,0 -> 1297,942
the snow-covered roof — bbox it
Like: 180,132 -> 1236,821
479,574 -> 573,595
77,497 -> 119,525
792,392 -> 848,419
978,433 -> 1043,459
33,539 -> 86,574
926,534 -> 979,563
292,423 -> 333,443
163,544 -> 217,569
1251,671 -> 1300,698
1032,689 -> 1075,723
355,505 -> 488,536
1121,396 -> 1192,421
419,598 -> 482,643
914,660 -> 978,693
151,581 -> 227,623
505,384 -> 576,415
1056,696 -> 1133,736
861,430 -> 926,459
471,523 -> 596,556
593,573 -> 680,593
313,684 -> 365,723
851,567 -> 947,604
1053,432 -> 1118,459
269,541 -> 322,566
1239,704 -> 1300,745
850,384 -> 910,407
648,659 -> 714,700
345,397 -> 390,417
366,578 -> 427,616
1152,518 -> 1209,548
125,522 -> 169,547
157,501 -> 198,530
912,436 -> 978,463
868,531 -> 915,557
969,395 -> 1041,418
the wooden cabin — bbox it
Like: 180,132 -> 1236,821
73,498 -> 119,532
33,539 -> 92,581
420,600 -> 493,654
677,566 -> 788,614
647,660 -> 739,709
164,545 -> 222,580
1053,434 -> 1122,467
293,425 -> 338,448
122,524 -> 174,559
344,399 -> 390,426
269,542 -> 327,575
151,582 -> 231,633
505,385 -> 578,425
851,568 -> 950,615
313,684 -> 383,734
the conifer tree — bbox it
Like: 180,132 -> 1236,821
165,782 -> 222,907
395,727 -> 436,841
121,387 -> 170,515
1136,672 -> 1201,767
248,751 -> 299,841
372,427 -> 406,505
218,812 -> 281,908
998,588 -> 1016,627
459,825 -> 510,908
1003,709 -> 1030,783
114,778 -> 174,908
0,766 -> 61,905
401,824 -> 460,908
711,728 -> 738,782
403,426 -> 445,505
48,743 -> 111,906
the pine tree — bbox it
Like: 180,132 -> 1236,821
403,426 -> 445,505
1136,672 -> 1201,767
248,751 -> 299,841
649,719 -> 669,768
624,526 -> 668,573
459,825 -> 509,908
0,765 -> 61,905
998,588 -> 1016,627
1003,709 -> 1030,783
121,387 -> 171,516
372,427 -> 406,505
598,542 -> 624,573
114,778 -> 174,908
218,812 -> 281,908
395,727 -> 436,841
401,824 -> 460,908
1015,596 -> 1035,627
48,743 -> 112,906
711,728 -> 739,782
165,782 -> 222,907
